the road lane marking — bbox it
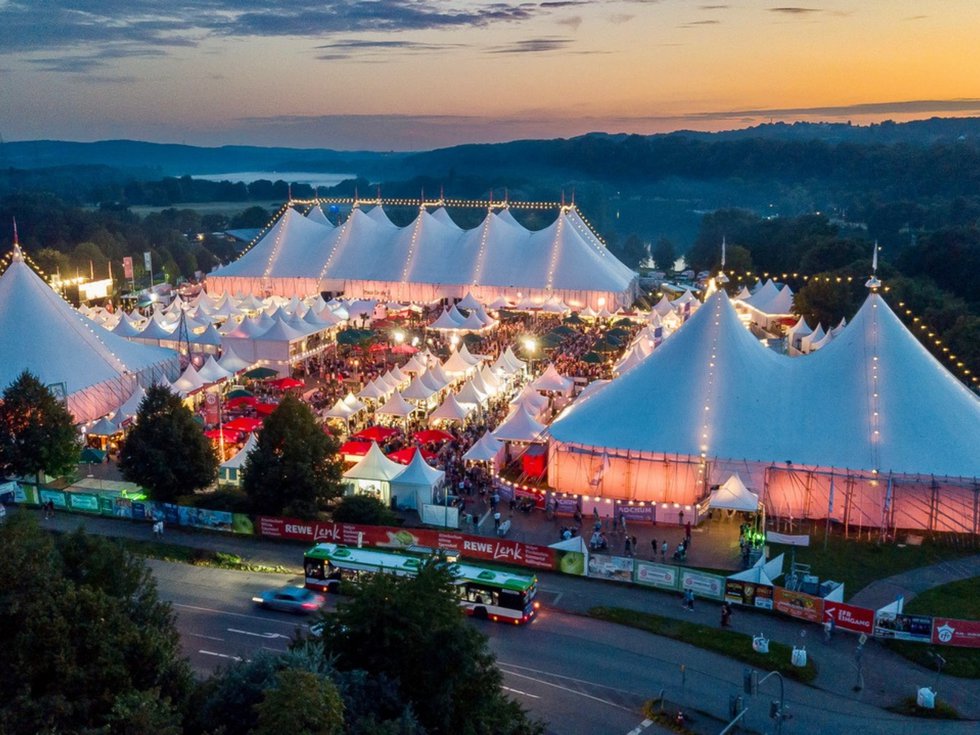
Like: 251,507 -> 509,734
502,686 -> 541,699
499,668 -> 631,711
499,661 -> 638,695
228,628 -> 291,639
626,719 -> 654,735
187,633 -> 224,642
199,650 -> 242,661
172,602 -> 305,626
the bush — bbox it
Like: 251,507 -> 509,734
331,494 -> 397,526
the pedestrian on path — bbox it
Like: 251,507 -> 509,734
683,588 -> 695,611
651,538 -> 657,558
493,510 -> 501,531
721,602 -> 733,627
661,540 -> 668,562
624,536 -> 633,557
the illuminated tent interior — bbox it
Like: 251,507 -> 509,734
548,289 -> 980,533
207,203 -> 639,310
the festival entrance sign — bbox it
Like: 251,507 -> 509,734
823,601 -> 875,635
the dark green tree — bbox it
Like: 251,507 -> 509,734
118,383 -> 218,501
0,370 -> 80,480
254,669 -> 345,735
332,494 -> 397,525
650,236 -> 676,272
319,562 -> 543,735
242,393 -> 344,517
0,516 -> 191,734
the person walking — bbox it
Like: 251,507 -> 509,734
682,588 -> 694,611
624,536 -> 633,557
651,538 -> 657,558
721,602 -> 733,627
661,540 -> 669,563
493,510 -> 501,531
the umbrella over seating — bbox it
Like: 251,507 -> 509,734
270,376 -> 304,390
226,395 -> 258,409
223,416 -> 263,432
227,388 -> 254,399
353,425 -> 401,443
340,439 -> 374,459
244,366 -> 278,380
254,402 -> 278,416
205,428 -> 240,443
387,446 -> 438,465
413,429 -> 454,445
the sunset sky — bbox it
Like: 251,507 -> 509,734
1,0 -> 978,150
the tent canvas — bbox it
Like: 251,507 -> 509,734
389,449 -> 445,510
708,473 -> 760,511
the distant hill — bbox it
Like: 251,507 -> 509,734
0,139 -> 406,177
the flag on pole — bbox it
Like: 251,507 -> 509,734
872,241 -> 878,273
590,451 -> 611,488
884,475 -> 893,514
11,217 -> 18,245
828,474 -> 836,515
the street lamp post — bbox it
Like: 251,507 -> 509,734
522,336 -> 537,376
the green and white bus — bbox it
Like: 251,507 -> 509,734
303,543 -> 540,624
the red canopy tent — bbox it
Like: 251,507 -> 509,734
205,428 -> 240,443
340,440 -> 373,458
353,425 -> 401,442
413,429 -> 454,445
391,343 -> 418,355
270,377 -> 304,390
254,402 -> 278,416
387,446 -> 438,466
223,416 -> 263,433
226,395 -> 258,409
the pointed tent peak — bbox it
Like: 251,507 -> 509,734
457,291 -> 482,311
396,448 -> 445,484
343,441 -> 406,482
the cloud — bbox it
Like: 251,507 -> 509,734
609,14 -> 635,24
0,0 -> 547,59
487,37 -> 573,54
681,20 -> 721,27
768,7 -> 822,14
699,4 -> 729,9
314,38 -> 463,60
26,46 -> 167,73
556,15 -> 583,30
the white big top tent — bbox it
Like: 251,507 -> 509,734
0,245 -> 179,423
547,288 -> 980,533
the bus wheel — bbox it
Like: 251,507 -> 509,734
473,606 -> 488,620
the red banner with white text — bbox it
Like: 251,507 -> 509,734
932,618 -> 980,648
823,601 -> 875,635
257,516 -> 555,570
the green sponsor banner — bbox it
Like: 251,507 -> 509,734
634,560 -> 680,591
98,494 -> 116,516
39,488 -> 68,509
68,492 -> 100,513
231,514 -> 254,535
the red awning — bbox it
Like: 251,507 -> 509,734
387,446 -> 438,465
270,377 -> 304,390
254,402 -> 278,416
226,395 -> 258,408
205,428 -> 239,443
340,440 -> 373,457
223,417 -> 263,432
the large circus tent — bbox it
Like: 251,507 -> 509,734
206,202 -> 639,310
0,246 -> 180,424
547,288 -> 980,533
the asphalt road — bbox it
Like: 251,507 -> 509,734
148,561 -> 657,735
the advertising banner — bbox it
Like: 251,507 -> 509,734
143,251 -> 152,271
874,611 -> 933,642
178,506 -> 234,532
204,392 -> 220,425
932,618 -> 980,648
552,497 -> 580,515
616,503 -> 655,523
823,602 -> 875,635
99,494 -> 116,516
258,517 -> 555,570
634,561 -> 679,591
39,488 -> 68,509
553,549 -> 586,576
587,553 -> 634,583
122,256 -> 133,279
514,486 -> 546,509
67,492 -> 100,513
774,588 -> 825,624
681,570 -> 725,600
725,580 -> 774,609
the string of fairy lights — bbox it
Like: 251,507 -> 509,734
714,267 -> 977,387
544,210 -> 565,291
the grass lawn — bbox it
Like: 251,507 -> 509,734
767,528 -> 974,600
886,577 -> 980,679
589,606 -> 818,684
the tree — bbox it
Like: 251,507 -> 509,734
241,393 -> 344,518
319,562 -> 543,735
332,494 -> 397,525
650,237 -> 676,272
0,370 -> 80,480
0,515 -> 192,734
118,384 -> 217,501
254,669 -> 345,735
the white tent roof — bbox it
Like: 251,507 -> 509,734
87,416 -> 120,436
172,364 -> 207,396
190,322 -> 223,347
343,441 -> 406,482
357,379 -> 389,400
531,364 -> 574,393
196,355 -> 233,383
305,205 -> 335,228
455,379 -> 487,406
390,449 -> 444,488
457,292 -> 482,310
343,392 -> 367,413
463,430 -> 503,462
550,290 -> 980,478
744,280 -> 794,315
401,374 -> 436,401
377,391 -> 416,417
430,308 -> 464,330
218,345 -> 252,373
326,398 -> 355,420
222,432 -> 258,470
116,384 -> 147,422
421,369 -> 447,393
428,393 -> 471,423
458,343 -> 483,366
502,346 -> 526,370
0,250 -> 179,423
442,349 -> 474,376
709,473 -> 760,511
493,405 -> 547,443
